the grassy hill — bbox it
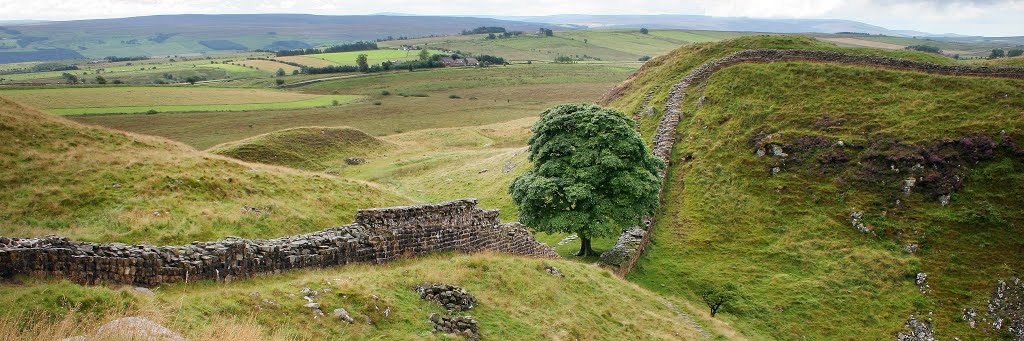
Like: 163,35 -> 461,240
0,254 -> 726,340
0,97 -> 409,245
606,35 -> 1024,339
208,126 -> 394,172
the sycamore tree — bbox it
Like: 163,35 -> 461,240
509,103 -> 663,256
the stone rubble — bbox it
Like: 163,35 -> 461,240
544,265 -> 564,278
416,283 -> 476,312
429,313 -> 479,341
896,316 -> 936,341
962,278 -> 1024,340
0,199 -> 557,286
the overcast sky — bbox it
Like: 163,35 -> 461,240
0,0 -> 1021,36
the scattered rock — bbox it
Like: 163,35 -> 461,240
970,278 -> 1023,339
915,273 -> 929,293
478,169 -> 488,174
333,308 -> 354,323
241,205 -> 270,216
850,211 -> 872,234
429,313 -> 480,341
112,183 -> 121,188
416,283 -> 476,312
344,157 -> 366,165
896,316 -> 936,341
544,265 -> 564,278
903,244 -> 919,254
939,195 -> 951,207
502,161 -> 517,173
94,317 -> 183,341
132,286 -> 154,296
903,177 -> 916,196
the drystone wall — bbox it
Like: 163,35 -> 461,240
603,49 -> 1024,274
0,199 -> 557,287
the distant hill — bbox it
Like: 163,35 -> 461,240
497,14 -> 957,37
0,14 -> 558,61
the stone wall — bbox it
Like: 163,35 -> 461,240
0,199 -> 557,287
604,49 -> 1024,275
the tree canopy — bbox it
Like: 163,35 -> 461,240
509,103 -> 663,256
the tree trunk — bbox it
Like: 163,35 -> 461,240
576,237 -> 593,257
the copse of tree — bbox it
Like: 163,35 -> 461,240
274,41 -> 378,57
1009,49 -> 1024,57
104,56 -> 149,62
991,49 -> 1006,59
0,62 -> 79,76
486,33 -> 497,40
905,45 -> 942,54
419,49 -> 430,62
509,103 -> 663,256
61,72 -> 79,84
543,28 -> 554,37
698,283 -> 738,317
356,54 -> 369,72
95,76 -> 107,84
639,28 -> 649,34
276,68 -> 286,77
462,26 -> 506,35
475,55 -> 507,66
301,65 -> 359,74
554,55 -> 577,63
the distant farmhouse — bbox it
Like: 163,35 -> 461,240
438,56 -> 480,67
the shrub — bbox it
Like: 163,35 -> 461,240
275,79 -> 285,85
380,90 -> 391,96
448,94 -> 461,99
639,56 -> 651,61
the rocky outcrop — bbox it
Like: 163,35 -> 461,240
0,199 -> 557,287
602,49 -> 1024,273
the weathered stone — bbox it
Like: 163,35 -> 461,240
94,317 -> 183,341
417,283 -> 475,312
333,308 -> 354,323
896,316 -> 936,341
0,199 -> 557,287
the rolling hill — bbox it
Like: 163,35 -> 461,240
208,126 -> 394,172
0,97 -> 409,245
605,35 -> 1024,339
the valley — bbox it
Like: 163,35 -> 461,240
1,13 -> 1023,340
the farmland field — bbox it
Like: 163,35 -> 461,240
69,63 -> 635,148
307,49 -> 442,66
230,59 -> 301,74
275,55 -> 340,67
0,87 -> 359,115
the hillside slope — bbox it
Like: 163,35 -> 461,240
0,254 -> 726,340
208,126 -> 393,172
607,36 -> 1024,339
0,98 -> 409,245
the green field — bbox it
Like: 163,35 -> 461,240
68,63 -> 635,148
50,95 -> 358,115
608,36 -> 1024,339
308,49 -> 443,66
0,87 -> 360,115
